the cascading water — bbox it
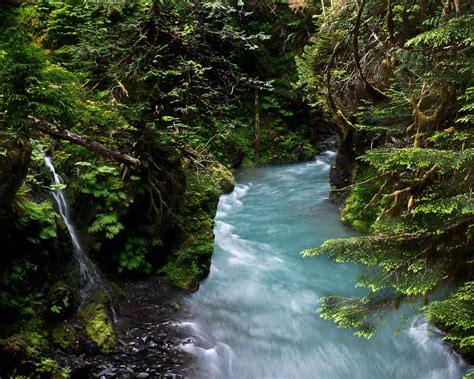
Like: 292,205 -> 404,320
44,156 -> 116,318
180,151 -> 470,378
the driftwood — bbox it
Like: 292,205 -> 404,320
28,116 -> 140,167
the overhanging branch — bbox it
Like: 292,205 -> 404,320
28,116 -> 141,167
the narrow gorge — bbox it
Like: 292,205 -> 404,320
0,0 -> 472,378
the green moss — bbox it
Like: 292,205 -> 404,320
78,293 -> 115,353
208,162 -> 235,194
34,357 -> 70,378
161,234 -> 214,290
161,161 -> 233,290
0,333 -> 30,363
160,263 -> 201,290
51,323 -> 77,350
108,282 -> 126,301
257,121 -> 316,164
340,167 -> 383,233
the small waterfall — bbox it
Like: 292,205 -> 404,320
44,156 -> 116,320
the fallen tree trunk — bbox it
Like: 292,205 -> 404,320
28,116 -> 141,167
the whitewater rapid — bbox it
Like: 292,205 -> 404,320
180,152 -> 470,378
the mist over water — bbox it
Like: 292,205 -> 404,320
180,152 -> 469,378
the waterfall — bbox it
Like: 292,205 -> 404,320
44,156 -> 116,319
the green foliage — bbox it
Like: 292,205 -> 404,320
51,323 -> 77,350
34,358 -> 70,378
424,282 -> 474,356
15,197 -> 58,243
318,296 -> 378,339
457,86 -> 474,126
361,148 -> 474,172
118,237 -> 155,274
0,8 -> 79,139
405,15 -> 473,49
299,0 -> 474,347
76,163 -> 127,239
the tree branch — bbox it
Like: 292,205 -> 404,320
28,116 -> 141,167
353,0 -> 390,101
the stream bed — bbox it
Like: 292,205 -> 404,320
179,152 -> 469,379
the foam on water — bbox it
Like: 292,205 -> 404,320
181,152 -> 470,378
215,184 -> 251,218
408,317 -> 469,378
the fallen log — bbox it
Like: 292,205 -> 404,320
28,116 -> 140,167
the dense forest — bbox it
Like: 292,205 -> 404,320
0,0 -> 472,378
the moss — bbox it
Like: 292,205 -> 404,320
208,162 -> 235,194
78,293 -> 115,353
161,161 -> 233,290
160,263 -> 200,290
0,333 -> 30,365
108,281 -> 126,301
34,357 -> 70,378
51,323 -> 77,350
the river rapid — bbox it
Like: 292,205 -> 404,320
179,152 -> 470,379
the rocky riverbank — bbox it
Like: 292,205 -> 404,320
54,276 -> 195,379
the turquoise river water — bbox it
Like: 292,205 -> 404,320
179,152 -> 470,379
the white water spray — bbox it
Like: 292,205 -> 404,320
182,153 -> 470,378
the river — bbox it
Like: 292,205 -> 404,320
179,152 -> 469,379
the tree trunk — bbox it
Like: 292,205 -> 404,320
453,0 -> 461,13
28,116 -> 141,167
325,40 -> 355,141
254,87 -> 261,164
386,0 -> 395,43
353,0 -> 389,101
0,138 -> 32,220
442,0 -> 451,16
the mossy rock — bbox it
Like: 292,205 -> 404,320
78,293 -> 115,353
0,334 -> 30,376
208,162 -> 235,194
160,263 -> 200,291
160,236 -> 214,291
108,282 -> 126,301
51,322 -> 77,350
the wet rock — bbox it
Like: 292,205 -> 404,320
78,292 -> 116,353
53,277 -> 193,378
